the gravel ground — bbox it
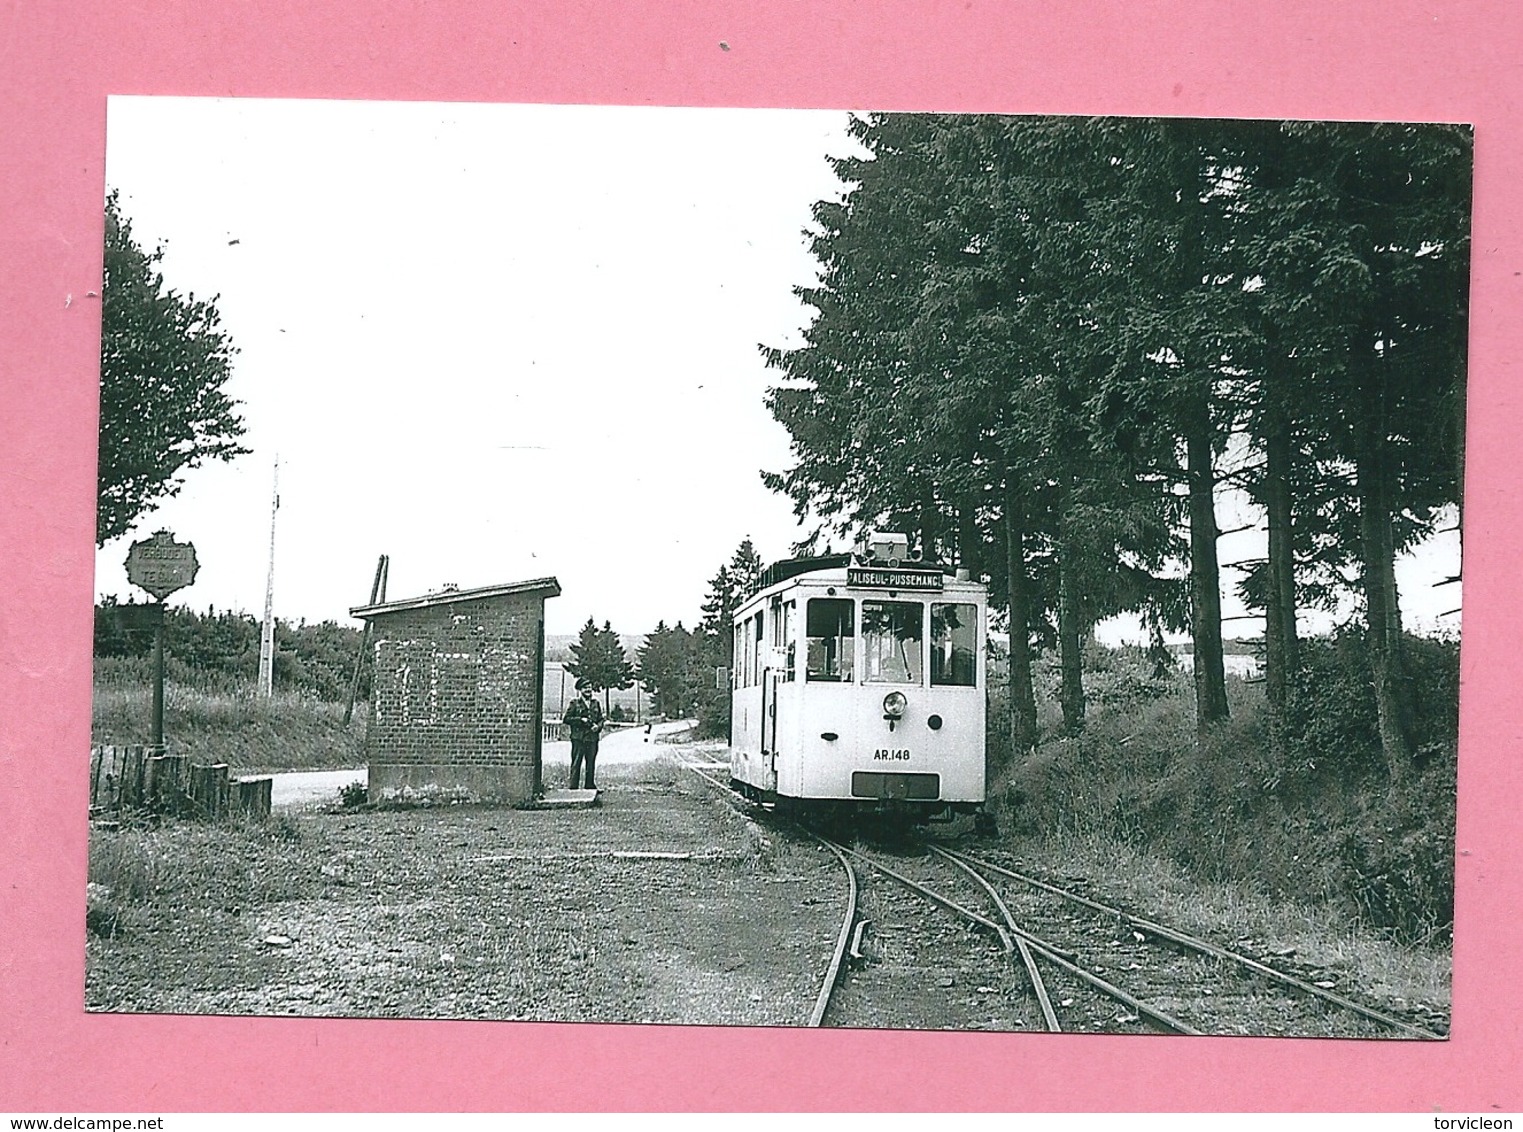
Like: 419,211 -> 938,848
85,735 -> 1451,1036
87,750 -> 846,1026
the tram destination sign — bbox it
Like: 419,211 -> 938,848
124,530 -> 200,600
846,566 -> 944,591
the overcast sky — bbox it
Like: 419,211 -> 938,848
96,97 -> 1460,641
99,97 -> 860,636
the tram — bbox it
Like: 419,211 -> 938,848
729,534 -> 988,824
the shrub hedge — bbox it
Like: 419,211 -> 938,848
991,633 -> 1458,943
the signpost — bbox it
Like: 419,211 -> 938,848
124,530 -> 199,748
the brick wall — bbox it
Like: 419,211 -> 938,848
365,592 -> 544,803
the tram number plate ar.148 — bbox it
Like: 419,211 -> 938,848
873,748 -> 911,760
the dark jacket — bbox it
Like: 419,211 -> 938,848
564,695 -> 605,742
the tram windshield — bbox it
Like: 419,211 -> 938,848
805,598 -> 854,682
931,602 -> 978,686
862,600 -> 924,685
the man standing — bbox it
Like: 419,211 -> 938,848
564,684 -> 605,790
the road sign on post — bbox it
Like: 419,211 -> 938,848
125,530 -> 199,600
124,530 -> 199,749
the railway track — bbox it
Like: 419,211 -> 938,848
831,838 -> 1195,1033
939,846 -> 1447,1040
845,839 -> 1446,1038
666,750 -> 1444,1039
670,750 -> 1088,1030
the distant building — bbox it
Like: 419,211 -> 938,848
351,577 -> 561,803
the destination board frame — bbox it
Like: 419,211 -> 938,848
846,566 -> 945,591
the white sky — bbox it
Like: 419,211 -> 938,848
96,97 -> 1461,642
98,97 -> 857,636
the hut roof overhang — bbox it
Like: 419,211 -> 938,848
351,577 -> 562,620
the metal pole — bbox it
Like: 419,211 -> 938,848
257,457 -> 280,698
533,617 -> 546,796
150,603 -> 165,748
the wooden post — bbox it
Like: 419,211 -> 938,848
123,745 -> 146,809
162,755 -> 188,815
212,764 -> 230,819
98,746 -> 117,811
150,606 -> 166,748
189,763 -> 216,818
144,754 -> 165,812
236,777 -> 272,819
344,555 -> 388,726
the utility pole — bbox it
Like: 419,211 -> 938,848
257,457 -> 279,698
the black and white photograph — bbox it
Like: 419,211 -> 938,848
86,97 -> 1468,1039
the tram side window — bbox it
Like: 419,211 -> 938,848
734,623 -> 747,688
931,602 -> 978,687
751,612 -> 764,683
862,600 -> 924,685
805,598 -> 854,682
782,600 -> 796,682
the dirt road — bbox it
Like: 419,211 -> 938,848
268,719 -> 694,809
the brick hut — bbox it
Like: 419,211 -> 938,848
351,577 -> 561,804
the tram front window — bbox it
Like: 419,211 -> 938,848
931,602 -> 978,687
805,598 -> 854,682
862,600 -> 923,685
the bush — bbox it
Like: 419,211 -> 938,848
94,599 -> 367,702
994,632 -> 1459,942
694,687 -> 731,740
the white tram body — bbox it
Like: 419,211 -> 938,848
729,547 -> 988,821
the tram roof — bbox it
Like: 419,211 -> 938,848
757,553 -> 853,590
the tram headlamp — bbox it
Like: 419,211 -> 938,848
882,691 -> 908,719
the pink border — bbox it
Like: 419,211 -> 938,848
2,0 -> 1518,1112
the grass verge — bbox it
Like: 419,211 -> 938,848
92,681 -> 367,771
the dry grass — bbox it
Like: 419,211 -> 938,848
1004,826 -> 1452,1013
87,815 -> 320,938
92,681 -> 367,770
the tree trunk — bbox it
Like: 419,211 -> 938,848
1057,558 -> 1085,735
958,502 -> 983,578
918,489 -> 941,564
1263,405 -> 1299,764
1056,487 -> 1086,735
1168,137 -> 1228,733
1186,401 -> 1230,730
1004,481 -> 1038,754
1357,426 -> 1414,783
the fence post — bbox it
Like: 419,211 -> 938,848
189,763 -> 213,818
236,777 -> 272,820
144,754 -> 165,813
122,745 -> 146,809
212,764 -> 230,818
164,755 -> 188,816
